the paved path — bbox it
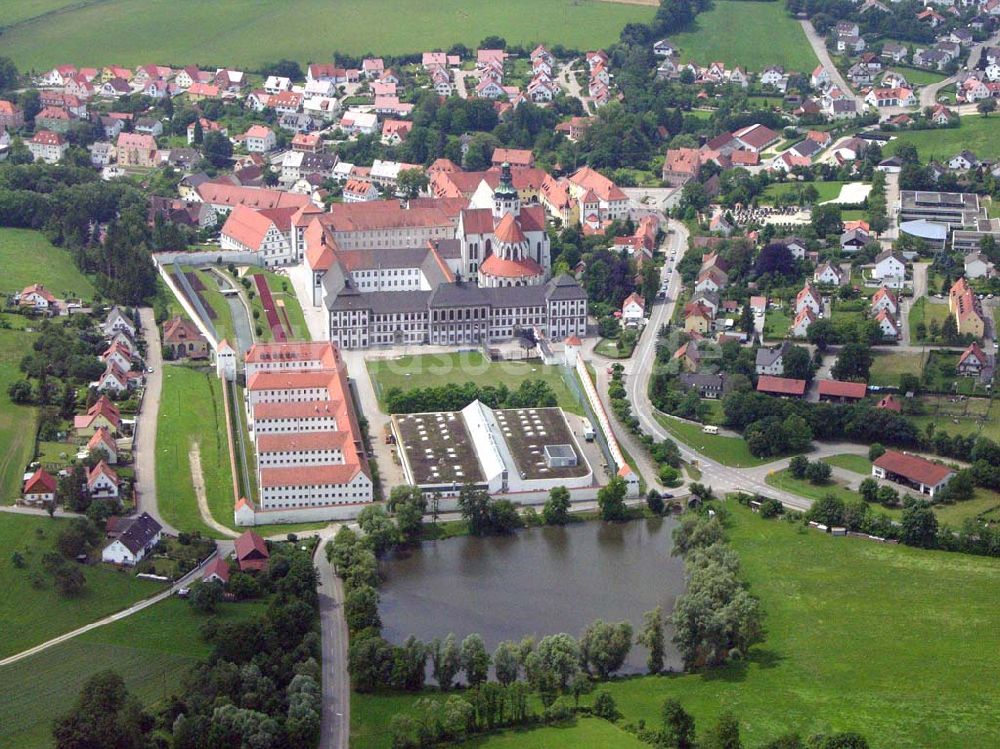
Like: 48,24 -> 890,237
134,308 -> 175,534
315,536 -> 350,749
0,550 -> 217,668
800,20 -> 865,112
452,67 -> 468,99
558,60 -> 588,113
920,32 -> 999,108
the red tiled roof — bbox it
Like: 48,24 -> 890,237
756,375 -> 807,396
494,212 -> 526,244
257,431 -> 349,453
245,341 -> 340,367
234,530 -> 268,561
252,399 -> 341,420
479,254 -> 544,279
877,394 -> 902,411
817,379 -> 867,399
24,469 -> 57,495
260,464 -> 362,488
203,556 -> 231,583
247,370 -> 338,391
874,450 -> 954,486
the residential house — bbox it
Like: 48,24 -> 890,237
163,316 -> 209,359
381,119 -> 413,146
950,277 -> 986,337
22,469 -> 57,506
865,87 -> 915,107
28,130 -> 68,163
881,42 -> 909,63
103,306 -> 136,337
948,150 -> 979,170
619,291 -> 646,324
684,302 -> 714,334
695,265 -> 729,294
817,379 -> 867,402
873,249 -> 907,287
795,283 -> 823,315
841,227 -> 871,253
875,309 -> 900,339
244,125 -> 276,153
791,307 -> 817,338
964,251 -> 995,279
814,262 -> 846,286
872,450 -> 954,497
755,341 -> 793,375
88,460 -> 120,499
235,530 -> 270,571
653,39 -> 677,56
74,395 -> 122,436
662,147 -> 702,187
339,111 -> 379,135
87,427 -> 118,464
203,557 -> 231,585
116,132 -> 157,167
931,104 -> 955,125
679,372 -> 728,398
102,513 -> 162,566
811,65 -> 832,89
18,283 -> 58,310
957,341 -> 990,376
343,179 -> 381,203
871,286 -> 899,316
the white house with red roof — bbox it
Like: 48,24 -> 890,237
343,179 -> 380,203
87,426 -> 118,464
28,130 -> 68,163
795,283 -> 823,315
243,125 -> 276,153
874,309 -> 900,339
87,460 -> 120,499
791,307 -> 817,338
622,292 -> 645,323
97,363 -> 130,394
18,284 -> 59,310
870,286 -> 898,316
220,203 -> 297,266
565,166 -> 629,224
101,341 -> 133,372
957,341 -> 990,376
23,469 -> 57,505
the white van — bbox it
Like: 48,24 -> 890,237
702,425 -> 719,435
582,419 -> 596,442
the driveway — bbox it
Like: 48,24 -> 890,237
134,308 -> 175,533
558,60 -> 588,113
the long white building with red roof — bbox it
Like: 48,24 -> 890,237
237,341 -> 372,525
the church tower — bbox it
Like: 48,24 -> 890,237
492,162 -> 520,219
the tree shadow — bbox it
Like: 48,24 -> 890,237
699,646 -> 786,683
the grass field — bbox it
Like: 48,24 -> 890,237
911,395 -> 1000,444
0,596 -> 262,749
761,180 -> 846,204
888,67 -> 946,86
671,1 -> 817,71
0,513 -> 162,660
868,350 -> 927,387
765,467 -> 858,504
367,352 -> 584,415
907,297 -> 951,344
821,453 -> 872,475
183,267 -> 236,344
455,719 -> 648,748
762,308 -> 791,340
352,505 -> 1000,747
1,0 -> 652,69
0,228 -> 97,301
155,365 -> 234,537
654,413 -> 774,468
886,116 -> 1000,161
0,322 -> 40,503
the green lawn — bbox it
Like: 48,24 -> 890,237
763,308 -> 791,340
367,352 -> 584,415
155,365 -> 234,538
761,180 -> 846,204
0,228 -> 97,301
352,505 -> 1000,747
988,198 -> 999,219
888,67 -> 946,86
907,297 -> 951,344
0,596 -> 262,749
0,513 -> 163,660
595,337 -> 635,359
672,1 -> 817,71
910,395 -> 1000,444
821,453 -> 872,475
183,267 -> 236,344
0,323 -> 40,503
868,350 -> 927,387
1,0 -> 652,69
765,467 -> 858,504
455,719 -> 648,748
654,413 -> 774,468
886,116 -> 1000,161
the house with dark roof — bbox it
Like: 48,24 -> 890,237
872,450 -> 954,497
679,372 -> 728,399
101,512 -> 163,565
755,341 -> 792,376
235,530 -> 270,571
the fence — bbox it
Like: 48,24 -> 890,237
561,366 -> 615,472
573,358 -> 629,476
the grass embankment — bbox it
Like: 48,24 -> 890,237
155,365 -> 234,538
671,0 -> 817,71
886,116 -> 1000,161
0,596 -> 263,749
367,352 -> 584,415
654,413 -> 774,468
1,0 -> 652,68
0,513 -> 162,661
0,228 -> 97,301
0,321 -> 39,503
353,505 -> 1000,747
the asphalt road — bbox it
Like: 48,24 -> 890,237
316,540 -> 350,749
134,307 -> 174,533
799,20 -> 865,111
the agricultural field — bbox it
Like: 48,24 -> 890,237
154,364 -> 234,537
886,116 -> 1000,161
0,228 -> 97,301
654,413 -> 773,468
367,352 -> 584,415
352,505 -> 1000,748
671,1 -> 817,72
868,350 -> 927,388
0,513 -> 162,661
1,0 -> 653,70
0,320 -> 39,503
0,596 -> 262,749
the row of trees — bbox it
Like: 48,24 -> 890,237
383,378 -> 557,414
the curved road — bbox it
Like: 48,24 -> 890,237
799,20 -> 865,112
920,32 -> 1000,108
